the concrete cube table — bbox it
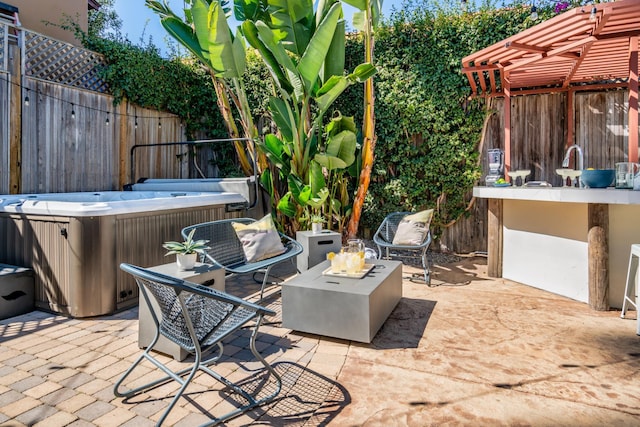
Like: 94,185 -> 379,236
295,230 -> 342,271
140,262 -> 225,361
282,259 -> 402,343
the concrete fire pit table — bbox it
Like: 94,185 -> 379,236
281,259 -> 402,343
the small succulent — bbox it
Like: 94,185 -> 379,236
162,229 -> 210,255
310,214 -> 324,224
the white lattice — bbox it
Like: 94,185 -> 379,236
24,30 -> 108,93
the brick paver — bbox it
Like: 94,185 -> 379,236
33,410 -> 77,427
1,395 -> 42,418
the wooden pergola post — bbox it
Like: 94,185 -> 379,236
588,204 -> 609,311
487,198 -> 503,278
566,88 -> 575,149
503,86 -> 511,180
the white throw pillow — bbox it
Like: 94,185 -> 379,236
392,209 -> 434,246
232,215 -> 286,263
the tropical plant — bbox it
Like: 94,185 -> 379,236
148,0 -> 375,235
162,229 -> 210,255
240,0 -> 376,234
146,0 -> 261,177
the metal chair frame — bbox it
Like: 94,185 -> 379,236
115,263 -> 282,426
182,218 -> 302,301
373,212 -> 433,285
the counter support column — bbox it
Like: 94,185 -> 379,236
588,203 -> 609,311
488,198 -> 503,278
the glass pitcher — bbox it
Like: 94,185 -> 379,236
347,239 -> 366,271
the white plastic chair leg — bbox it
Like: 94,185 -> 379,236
621,245 -> 640,319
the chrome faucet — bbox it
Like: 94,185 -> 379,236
562,144 -> 584,170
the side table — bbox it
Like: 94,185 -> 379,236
139,262 -> 225,361
296,230 -> 342,271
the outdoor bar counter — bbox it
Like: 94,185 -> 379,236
473,186 -> 640,310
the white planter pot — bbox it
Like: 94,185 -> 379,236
311,222 -> 323,234
176,253 -> 197,271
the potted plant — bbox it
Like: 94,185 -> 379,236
162,229 -> 210,270
310,214 -> 325,234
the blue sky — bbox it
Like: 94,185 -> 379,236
114,0 -> 405,57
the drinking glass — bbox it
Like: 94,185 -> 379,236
346,254 -> 360,275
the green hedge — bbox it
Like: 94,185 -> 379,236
333,2 -> 549,234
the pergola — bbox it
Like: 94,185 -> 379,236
461,0 -> 640,172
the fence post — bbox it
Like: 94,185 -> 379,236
8,42 -> 21,194
119,99 -> 129,190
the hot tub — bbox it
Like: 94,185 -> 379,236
0,191 -> 247,317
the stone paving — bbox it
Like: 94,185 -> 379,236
0,258 -> 639,426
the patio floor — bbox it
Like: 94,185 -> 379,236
1,256 -> 639,426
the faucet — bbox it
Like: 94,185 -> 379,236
562,144 -> 584,170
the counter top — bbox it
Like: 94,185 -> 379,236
473,186 -> 640,205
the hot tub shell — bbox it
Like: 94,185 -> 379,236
0,192 -> 246,317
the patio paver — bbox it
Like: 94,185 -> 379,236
0,257 -> 638,426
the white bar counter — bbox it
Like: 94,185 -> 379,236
473,186 -> 640,310
474,186 -> 640,205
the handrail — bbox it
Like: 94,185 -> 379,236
129,138 -> 259,209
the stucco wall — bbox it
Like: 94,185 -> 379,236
6,0 -> 88,45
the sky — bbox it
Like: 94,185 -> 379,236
113,0 -> 405,57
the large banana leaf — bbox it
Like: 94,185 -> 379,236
255,21 -> 304,98
315,0 -> 345,82
315,63 -> 376,114
297,2 -> 341,93
267,0 -> 314,55
206,2 -> 245,78
306,187 -> 329,210
323,19 -> 345,82
314,129 -> 356,171
288,174 -> 308,206
309,160 -> 326,194
241,21 -> 294,95
277,192 -> 297,217
234,0 -> 268,21
269,97 -> 294,142
314,153 -> 347,170
159,17 -> 210,66
191,0 -> 213,62
326,130 -> 356,166
261,134 -> 291,174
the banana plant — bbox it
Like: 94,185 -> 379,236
145,0 -> 261,175
242,0 -> 375,232
148,0 -> 376,233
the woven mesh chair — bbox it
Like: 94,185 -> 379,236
182,218 -> 302,301
115,263 -> 282,426
373,212 -> 433,285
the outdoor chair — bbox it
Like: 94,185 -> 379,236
373,211 -> 433,285
182,217 -> 303,302
115,263 -> 282,426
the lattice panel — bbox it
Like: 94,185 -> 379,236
24,30 -> 108,93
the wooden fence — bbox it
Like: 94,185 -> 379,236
0,23 -> 186,194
